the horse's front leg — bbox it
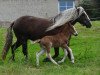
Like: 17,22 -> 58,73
52,47 -> 59,58
58,49 -> 68,64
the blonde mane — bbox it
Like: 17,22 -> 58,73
46,6 -> 88,31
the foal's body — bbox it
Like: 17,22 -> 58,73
36,23 -> 78,66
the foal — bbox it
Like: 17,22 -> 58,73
36,23 -> 78,66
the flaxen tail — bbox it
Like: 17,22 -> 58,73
2,22 -> 14,60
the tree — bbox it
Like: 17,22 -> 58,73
78,0 -> 100,20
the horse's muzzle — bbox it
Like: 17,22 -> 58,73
74,32 -> 78,36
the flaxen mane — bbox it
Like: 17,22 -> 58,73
47,7 -> 90,31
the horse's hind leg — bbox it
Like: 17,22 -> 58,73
58,49 -> 68,64
10,40 -> 22,61
36,49 -> 45,66
22,39 -> 28,60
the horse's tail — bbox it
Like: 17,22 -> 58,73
2,22 -> 14,60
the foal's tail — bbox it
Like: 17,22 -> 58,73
2,22 -> 14,60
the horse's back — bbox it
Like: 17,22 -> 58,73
13,16 -> 51,28
12,16 -> 52,40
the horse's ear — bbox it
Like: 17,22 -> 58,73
75,6 -> 77,9
76,7 -> 80,15
76,6 -> 84,15
68,22 -> 71,27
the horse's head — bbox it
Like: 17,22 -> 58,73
68,23 -> 78,36
46,7 -> 92,31
74,7 -> 92,28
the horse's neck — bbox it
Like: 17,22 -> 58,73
49,13 -> 62,24
71,20 -> 77,25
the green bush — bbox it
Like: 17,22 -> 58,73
78,0 -> 100,20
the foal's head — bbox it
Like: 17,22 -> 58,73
67,23 -> 78,36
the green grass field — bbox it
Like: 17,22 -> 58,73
0,21 -> 100,75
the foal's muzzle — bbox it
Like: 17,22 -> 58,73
74,32 -> 78,36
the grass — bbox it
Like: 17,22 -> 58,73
0,21 -> 100,75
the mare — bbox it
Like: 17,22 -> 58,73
36,23 -> 78,66
2,7 -> 92,61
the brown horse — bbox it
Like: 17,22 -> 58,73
36,23 -> 78,66
2,7 -> 92,60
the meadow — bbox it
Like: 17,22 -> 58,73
0,21 -> 100,75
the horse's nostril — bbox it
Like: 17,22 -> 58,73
86,25 -> 91,28
75,34 -> 78,36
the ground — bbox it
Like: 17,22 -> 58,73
0,21 -> 100,75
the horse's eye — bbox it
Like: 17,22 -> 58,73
84,20 -> 87,23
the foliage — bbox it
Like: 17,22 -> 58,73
78,0 -> 100,20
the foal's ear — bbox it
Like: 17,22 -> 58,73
68,23 -> 72,27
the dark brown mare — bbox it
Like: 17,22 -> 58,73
36,23 -> 78,66
2,7 -> 92,61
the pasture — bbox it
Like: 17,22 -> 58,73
0,21 -> 100,75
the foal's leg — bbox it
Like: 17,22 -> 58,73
43,47 -> 59,62
52,35 -> 71,60
67,35 -> 71,46
67,35 -> 72,60
67,47 -> 74,64
47,52 -> 59,66
36,49 -> 45,66
46,48 -> 59,66
10,40 -> 22,61
58,49 -> 68,64
52,36 -> 71,60
61,44 -> 74,63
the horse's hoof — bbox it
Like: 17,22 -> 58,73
2,55 -> 6,61
58,61 -> 63,64
55,63 -> 60,66
57,64 -> 60,66
71,60 -> 74,64
36,63 -> 40,68
24,57 -> 28,62
9,56 -> 15,61
52,55 -> 58,59
43,58 -> 51,62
